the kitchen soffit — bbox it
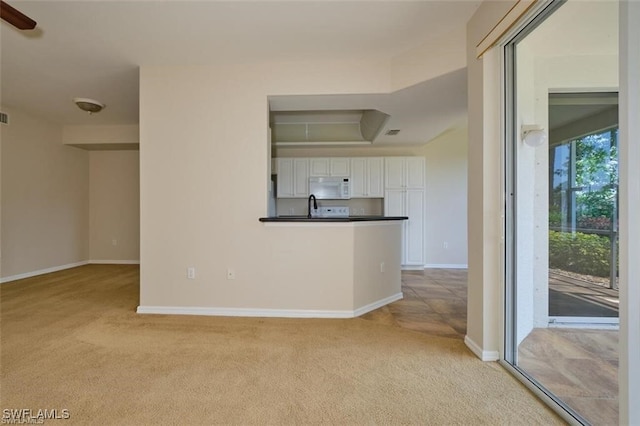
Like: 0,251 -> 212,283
270,109 -> 390,146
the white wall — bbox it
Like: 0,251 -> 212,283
138,56 -> 466,310
465,0 -> 516,360
423,127 -> 468,268
390,26 -> 467,91
139,60 -> 392,309
0,109 -> 141,281
63,124 -> 139,150
0,107 -> 89,280
89,151 -> 140,262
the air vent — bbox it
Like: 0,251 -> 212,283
385,129 -> 400,136
0,112 -> 8,125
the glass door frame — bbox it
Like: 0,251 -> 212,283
500,1 -> 589,424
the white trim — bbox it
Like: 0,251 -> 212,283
475,0 -> 538,58
549,316 -> 619,327
464,335 -> 500,361
137,293 -> 403,319
424,264 -> 468,269
137,306 -> 354,318
0,261 -> 89,283
353,292 -> 403,317
401,265 -> 424,271
620,2 -> 640,424
89,260 -> 140,265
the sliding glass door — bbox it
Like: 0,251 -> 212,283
503,1 -> 619,424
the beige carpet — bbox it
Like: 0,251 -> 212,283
1,265 -> 563,425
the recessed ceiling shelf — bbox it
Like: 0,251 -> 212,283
270,109 -> 389,146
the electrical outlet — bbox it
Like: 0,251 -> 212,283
112,239 -> 118,246
380,262 -> 385,273
187,267 -> 196,279
227,269 -> 236,280
443,241 -> 449,249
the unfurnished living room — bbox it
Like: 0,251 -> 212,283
1,1 -> 638,425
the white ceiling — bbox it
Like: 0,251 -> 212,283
524,0 -> 618,58
1,0 -> 480,140
0,0 -> 622,147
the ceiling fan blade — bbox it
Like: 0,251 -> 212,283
1,0 -> 37,30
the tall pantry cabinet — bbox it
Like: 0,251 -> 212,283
384,157 -> 425,267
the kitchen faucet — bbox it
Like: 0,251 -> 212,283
308,194 -> 318,218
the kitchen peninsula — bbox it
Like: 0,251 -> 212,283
259,216 -> 407,317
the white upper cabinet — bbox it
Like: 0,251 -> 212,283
293,159 -> 309,197
405,157 -> 426,189
384,157 -> 405,189
276,156 -> 422,200
367,158 -> 384,197
330,158 -> 350,177
309,158 -> 330,176
309,158 -> 350,177
384,157 -> 425,189
350,157 -> 384,198
350,158 -> 367,197
276,158 -> 294,197
276,158 -> 309,198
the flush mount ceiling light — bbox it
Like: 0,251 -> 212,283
73,98 -> 105,115
521,124 -> 547,147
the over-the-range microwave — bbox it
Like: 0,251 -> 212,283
309,176 -> 351,199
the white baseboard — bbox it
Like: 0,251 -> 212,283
353,292 -> 403,316
1,260 -> 140,283
137,306 -> 354,318
425,264 -> 468,269
89,260 -> 140,265
464,335 -> 499,361
1,261 -> 89,283
138,292 -> 403,319
401,265 -> 425,271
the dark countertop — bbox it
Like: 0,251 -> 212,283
259,216 -> 408,223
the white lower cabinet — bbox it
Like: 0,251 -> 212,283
385,188 -> 425,267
